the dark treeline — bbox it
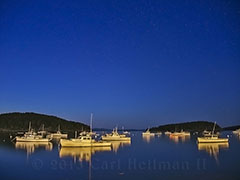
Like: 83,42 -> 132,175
0,112 -> 89,132
150,121 -> 221,132
222,125 -> 240,131
92,128 -> 145,131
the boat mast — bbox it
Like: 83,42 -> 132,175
212,122 -> 216,137
90,113 -> 93,145
29,122 -> 31,132
90,113 -> 93,133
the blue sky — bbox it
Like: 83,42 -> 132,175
0,0 -> 239,128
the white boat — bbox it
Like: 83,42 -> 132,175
50,125 -> 68,139
60,133 -> 111,147
142,129 -> 155,136
197,136 -> 229,143
60,113 -> 111,147
197,122 -> 228,143
102,127 -> 131,141
16,122 -> 51,142
155,132 -> 162,136
202,130 -> 220,137
164,131 -> 171,135
37,124 -> 47,138
121,126 -> 130,135
233,128 -> 240,134
171,130 -> 190,136
123,131 -> 130,135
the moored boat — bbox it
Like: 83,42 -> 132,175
60,113 -> 112,147
60,133 -> 111,147
164,131 -> 171,135
50,125 -> 68,139
102,127 -> 131,141
233,128 -> 240,134
170,130 -> 190,136
197,122 -> 228,143
155,132 -> 162,136
121,126 -> 130,135
197,136 -> 228,143
16,122 -> 51,142
142,129 -> 155,136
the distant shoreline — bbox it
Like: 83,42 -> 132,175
1,112 -> 239,133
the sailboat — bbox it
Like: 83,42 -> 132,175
16,122 -> 52,142
60,113 -> 111,147
197,122 -> 228,143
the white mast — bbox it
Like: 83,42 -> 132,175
90,113 -> 93,133
212,122 -> 216,137
28,122 -> 31,132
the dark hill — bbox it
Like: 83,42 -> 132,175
222,125 -> 240,131
0,112 -> 89,132
150,121 -> 221,132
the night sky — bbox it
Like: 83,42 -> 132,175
0,0 -> 240,128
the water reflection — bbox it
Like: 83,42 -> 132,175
111,141 -> 131,153
198,142 -> 229,163
142,135 -> 154,143
169,134 -> 190,143
233,133 -> 240,141
15,142 -> 53,155
59,147 -> 111,162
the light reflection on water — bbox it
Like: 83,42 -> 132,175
59,146 -> 112,162
0,132 -> 239,180
111,141 -> 131,153
197,142 -> 229,164
233,133 -> 240,141
15,142 -> 53,155
142,134 -> 154,143
169,134 -> 190,143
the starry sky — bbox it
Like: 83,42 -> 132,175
0,0 -> 240,128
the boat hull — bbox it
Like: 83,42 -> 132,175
101,136 -> 131,141
51,133 -> 68,139
142,133 -> 155,136
16,137 -> 51,142
197,137 -> 229,143
60,139 -> 112,147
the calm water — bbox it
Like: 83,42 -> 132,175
0,132 -> 240,180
